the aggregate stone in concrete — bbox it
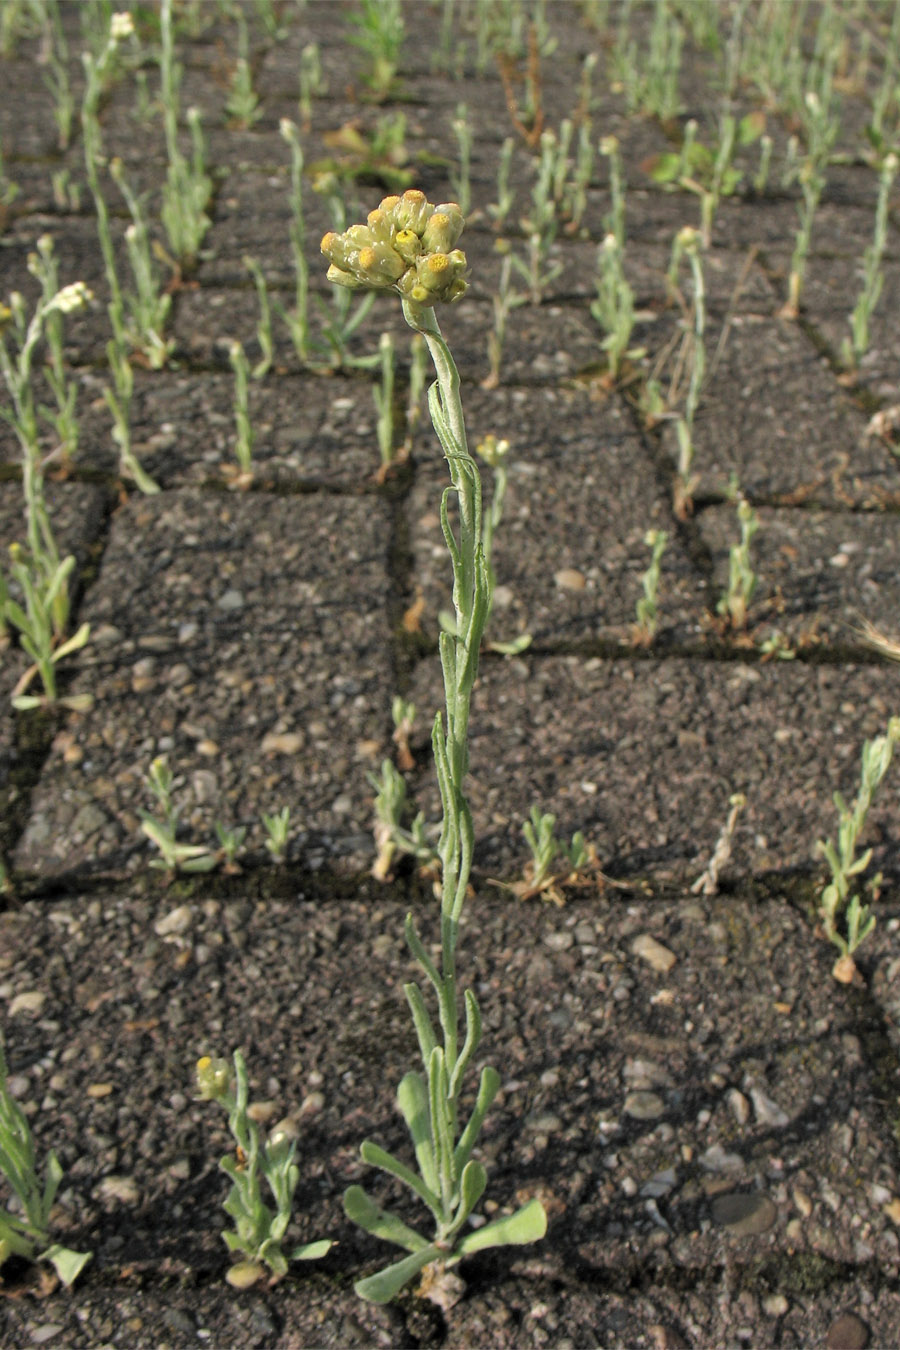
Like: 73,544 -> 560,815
663,316 -> 899,507
13,490 -> 394,880
406,653 -> 900,883
409,384 -> 704,647
696,502 -> 900,649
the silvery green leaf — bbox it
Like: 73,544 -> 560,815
290,1238 -> 332,1261
343,1184 -> 428,1254
42,1244 -> 91,1287
354,1243 -> 441,1304
454,1197 -> 547,1256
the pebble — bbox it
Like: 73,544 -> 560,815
699,1143 -> 744,1174
727,1088 -> 750,1125
217,588 -> 245,610
554,568 -> 586,590
8,991 -> 46,1016
764,1294 -> 789,1317
641,1167 -> 678,1198
154,904 -> 194,936
543,930 -> 573,951
631,933 -> 677,973
30,1326 -> 64,1344
825,1312 -> 870,1349
624,1091 -> 666,1120
748,1084 -> 789,1128
262,731 -> 305,755
710,1191 -> 777,1236
95,1174 -> 141,1206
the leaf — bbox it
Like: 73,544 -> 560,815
343,1185 -> 429,1254
41,1245 -> 91,1288
290,1238 -> 332,1261
53,622 -> 90,662
397,1072 -> 438,1196
455,1197 -> 547,1256
354,1243 -> 441,1304
359,1138 -> 441,1215
738,111 -> 766,145
454,1160 -> 487,1229
641,152 -> 680,183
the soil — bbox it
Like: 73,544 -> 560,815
2,3 -> 900,1347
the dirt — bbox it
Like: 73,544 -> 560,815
2,2 -> 900,1347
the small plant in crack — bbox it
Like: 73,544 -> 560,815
716,487 -> 759,632
195,1051 -> 331,1288
0,1037 -> 91,1288
508,805 -> 598,905
816,718 -> 900,983
139,756 -> 217,877
262,806 -> 291,863
633,528 -> 667,646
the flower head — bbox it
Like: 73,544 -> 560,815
321,189 -> 468,307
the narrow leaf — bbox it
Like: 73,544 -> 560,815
343,1184 -> 429,1254
397,1072 -> 438,1196
455,1197 -> 547,1256
354,1243 -> 441,1304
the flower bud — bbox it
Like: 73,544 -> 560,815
110,11 -> 134,41
392,189 -> 431,234
357,241 -> 406,284
421,204 -> 464,252
325,263 -> 369,291
196,1055 -> 231,1101
393,228 -> 421,264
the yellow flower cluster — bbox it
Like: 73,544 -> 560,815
321,189 -> 468,306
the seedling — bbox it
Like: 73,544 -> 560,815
782,87 -> 840,318
487,136 -> 516,231
392,694 -> 416,772
243,256 -> 273,378
370,758 -> 437,883
196,1052 -> 331,1287
667,226 -> 706,518
512,130 -> 564,303
27,236 -> 80,467
262,806 -> 290,862
348,0 -> 405,101
225,9 -> 261,128
0,281 -> 94,707
159,0 -> 212,271
298,42 -> 325,128
109,157 -> 174,369
817,719 -> 900,982
323,190 -> 546,1303
5,544 -> 92,711
843,151 -> 899,370
482,253 -> 526,389
633,528 -> 667,645
228,340 -> 256,487
0,1038 -> 91,1287
509,805 -> 596,905
642,112 -> 765,247
215,822 -> 247,873
716,492 -> 759,631
139,756 -> 217,876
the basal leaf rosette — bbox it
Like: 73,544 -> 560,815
320,190 -> 468,306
